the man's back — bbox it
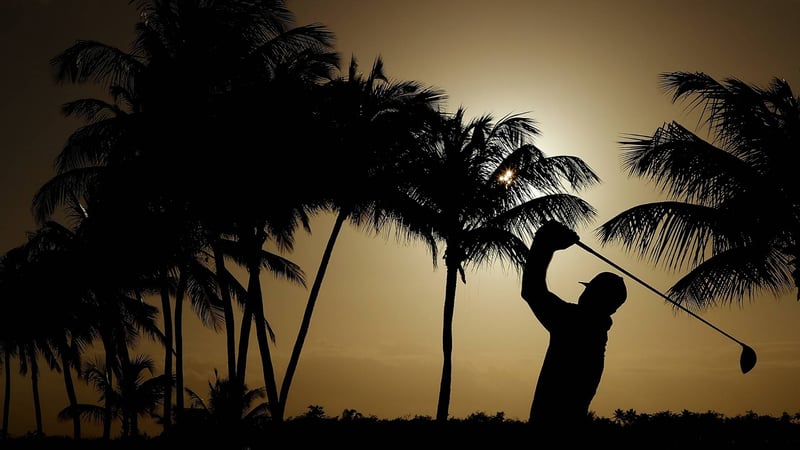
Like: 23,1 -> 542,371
520,220 -> 627,435
529,298 -> 612,426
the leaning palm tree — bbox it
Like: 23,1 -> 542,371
596,72 -> 800,308
200,20 -> 336,422
396,107 -> 600,421
272,55 -> 446,422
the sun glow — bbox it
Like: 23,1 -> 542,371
498,169 -> 515,185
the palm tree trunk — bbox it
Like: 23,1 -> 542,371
102,340 -> 113,440
60,351 -> 81,439
276,210 -> 347,421
122,411 -> 130,438
159,275 -> 174,433
213,240 -> 237,381
174,272 -> 188,425
2,349 -> 10,436
435,265 -> 459,422
96,292 -> 118,440
236,299 -> 253,387
30,354 -> 43,434
131,412 -> 139,438
247,257 -> 280,422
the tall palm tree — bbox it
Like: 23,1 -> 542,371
596,72 -> 800,307
17,344 -> 47,435
194,13 -> 337,421
22,220 -> 101,440
70,213 -> 166,440
0,341 -> 10,438
157,0 -> 337,395
0,246 -> 26,437
45,3 -> 338,424
171,256 -> 227,425
396,107 -> 600,421
32,193 -> 167,440
0,231 -> 86,438
272,55 -> 446,422
230,206 -> 311,421
0,262 -> 52,438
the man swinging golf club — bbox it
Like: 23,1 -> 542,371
521,220 -> 627,436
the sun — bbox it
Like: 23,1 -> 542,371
498,169 -> 515,185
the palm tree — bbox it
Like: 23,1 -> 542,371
171,255 -> 227,425
59,354 -> 171,439
0,233 -> 85,438
184,368 -> 269,441
272,55 -> 446,422
0,246 -> 26,437
88,292 -> 164,439
191,10 -> 337,421
69,216 -> 166,440
596,72 -> 800,307
230,206 -> 311,422
22,220 -> 101,440
397,107 -> 600,421
33,194 -> 168,440
17,344 -> 47,436
44,0 -> 335,429
0,341 -> 11,438
0,263 -> 51,438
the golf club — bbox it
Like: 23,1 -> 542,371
575,240 -> 757,374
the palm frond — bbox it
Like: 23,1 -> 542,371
50,40 -> 142,90
184,261 -> 226,330
462,227 -> 529,272
61,98 -> 124,122
258,250 -> 306,288
597,201 -> 747,272
57,403 -> 109,423
497,194 -> 597,242
619,122 -> 760,206
669,244 -> 793,308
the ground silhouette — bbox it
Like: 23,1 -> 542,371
2,410 -> 799,449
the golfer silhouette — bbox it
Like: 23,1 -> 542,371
521,220 -> 627,437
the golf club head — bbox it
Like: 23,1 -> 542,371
740,345 -> 757,374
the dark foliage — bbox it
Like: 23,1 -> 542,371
2,409 -> 799,449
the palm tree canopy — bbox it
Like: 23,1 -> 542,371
309,55 -> 447,227
597,72 -> 800,307
44,0 -> 340,230
395,107 -> 600,275
37,0 -> 333,320
186,369 -> 268,426
59,354 -> 170,428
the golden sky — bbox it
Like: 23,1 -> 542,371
2,0 -> 800,438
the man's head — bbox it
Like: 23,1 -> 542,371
578,272 -> 627,314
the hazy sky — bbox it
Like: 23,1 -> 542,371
2,0 -> 800,438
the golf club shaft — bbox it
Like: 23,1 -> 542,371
575,241 -> 748,348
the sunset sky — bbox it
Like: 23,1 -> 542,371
2,0 -> 800,438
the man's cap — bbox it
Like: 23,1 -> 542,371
579,272 -> 627,298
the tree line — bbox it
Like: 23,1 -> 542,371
1,0 -> 798,442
